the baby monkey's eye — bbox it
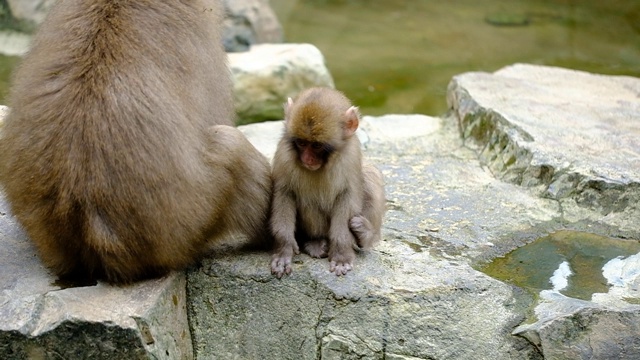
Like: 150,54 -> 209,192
311,142 -> 323,150
295,139 -> 309,147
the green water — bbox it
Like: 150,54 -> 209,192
479,231 -> 640,301
273,0 -> 640,116
0,54 -> 17,104
0,2 -> 638,112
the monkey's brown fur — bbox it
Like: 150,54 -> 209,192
0,0 -> 272,284
270,87 -> 385,277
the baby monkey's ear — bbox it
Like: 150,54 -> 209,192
344,106 -> 360,137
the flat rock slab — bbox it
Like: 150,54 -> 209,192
448,64 -> 640,222
449,63 -> 640,184
0,193 -> 192,360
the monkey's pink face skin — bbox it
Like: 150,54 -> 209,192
294,138 -> 330,171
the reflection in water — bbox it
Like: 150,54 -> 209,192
273,0 -> 640,116
549,260 -> 571,291
479,231 -> 640,301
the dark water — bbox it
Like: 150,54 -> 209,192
272,0 -> 640,116
478,231 -> 640,301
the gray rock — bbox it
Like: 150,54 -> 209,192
189,251 -> 537,360
222,0 -> 284,52
514,291 -> 640,360
511,249 -> 640,359
0,194 -> 193,359
0,32 -> 29,56
448,64 -> 640,221
0,105 -> 8,124
6,0 -> 54,31
230,43 -> 335,124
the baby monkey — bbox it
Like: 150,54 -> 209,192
270,87 -> 386,277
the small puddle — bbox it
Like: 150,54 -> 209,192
478,230 -> 640,301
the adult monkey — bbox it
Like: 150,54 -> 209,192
0,0 -> 272,284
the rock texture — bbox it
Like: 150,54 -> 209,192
6,0 -> 54,31
0,32 -> 30,57
222,0 -> 284,52
448,64 -> 640,232
514,291 -> 640,360
230,43 -> 335,124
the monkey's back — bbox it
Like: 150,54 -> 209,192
0,0 -> 233,283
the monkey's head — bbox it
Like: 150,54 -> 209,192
284,87 -> 360,171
